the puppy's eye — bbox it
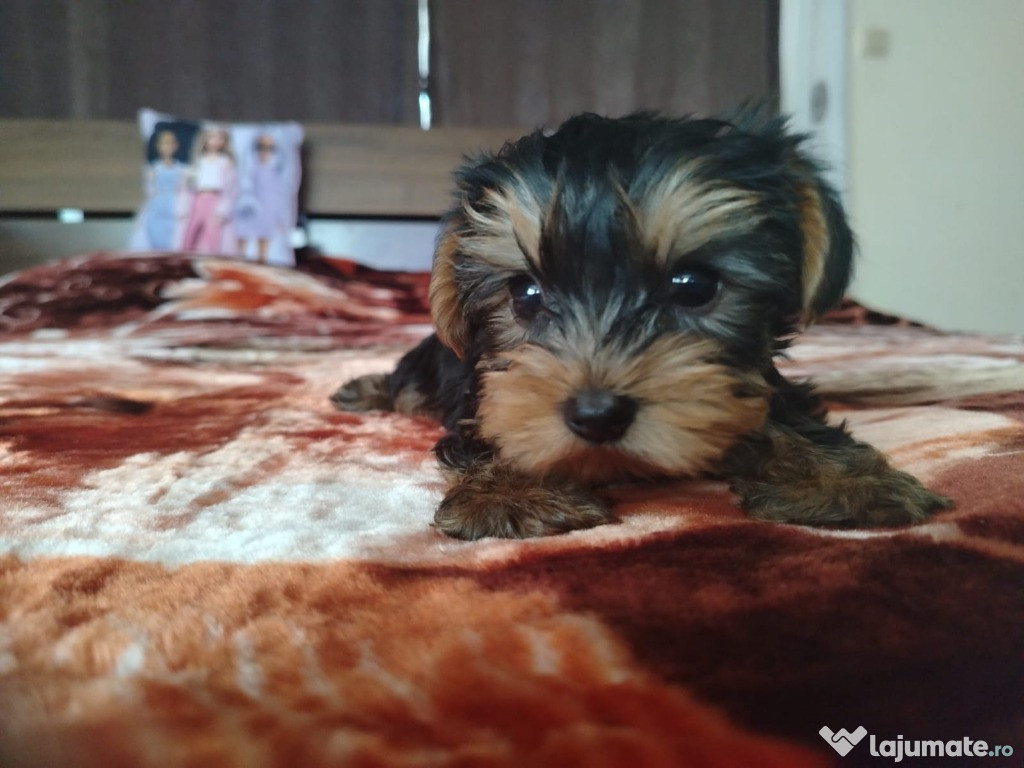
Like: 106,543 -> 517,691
670,267 -> 719,308
508,275 -> 543,320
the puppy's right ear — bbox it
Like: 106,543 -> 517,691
429,223 -> 467,359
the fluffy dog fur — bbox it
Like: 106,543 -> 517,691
333,112 -> 951,540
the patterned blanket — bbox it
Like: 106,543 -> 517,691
1,252 -> 1022,767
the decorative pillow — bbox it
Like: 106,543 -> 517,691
129,108 -> 303,267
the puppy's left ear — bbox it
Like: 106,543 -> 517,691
794,168 -> 854,322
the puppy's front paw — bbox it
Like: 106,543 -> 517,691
735,464 -> 952,527
434,464 -> 615,540
331,373 -> 392,412
726,422 -> 953,527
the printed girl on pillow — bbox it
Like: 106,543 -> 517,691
235,133 -> 289,264
181,126 -> 238,254
140,130 -> 188,250
129,121 -> 196,252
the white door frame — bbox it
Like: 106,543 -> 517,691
779,0 -> 849,195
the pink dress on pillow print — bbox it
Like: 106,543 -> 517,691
182,131 -> 238,254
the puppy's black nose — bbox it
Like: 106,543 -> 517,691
563,390 -> 637,444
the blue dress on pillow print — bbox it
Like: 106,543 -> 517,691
143,161 -> 187,250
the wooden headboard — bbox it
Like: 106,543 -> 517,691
0,119 -> 522,218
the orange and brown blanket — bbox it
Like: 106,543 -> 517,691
1,252 -> 1022,767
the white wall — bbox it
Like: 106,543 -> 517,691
846,0 -> 1024,334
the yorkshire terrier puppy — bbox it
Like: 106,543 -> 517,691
333,112 -> 951,540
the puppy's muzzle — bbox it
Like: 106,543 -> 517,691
562,390 -> 638,444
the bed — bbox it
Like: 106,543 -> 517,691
1,120 -> 1023,767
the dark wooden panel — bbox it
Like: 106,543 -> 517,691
0,0 -> 420,124
1,1 -> 777,128
431,0 -> 778,127
0,1 -> 73,118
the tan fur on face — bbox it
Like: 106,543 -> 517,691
460,179 -> 544,271
796,182 -> 829,319
430,177 -> 546,357
429,227 -> 464,355
639,161 -> 764,265
477,335 -> 770,484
